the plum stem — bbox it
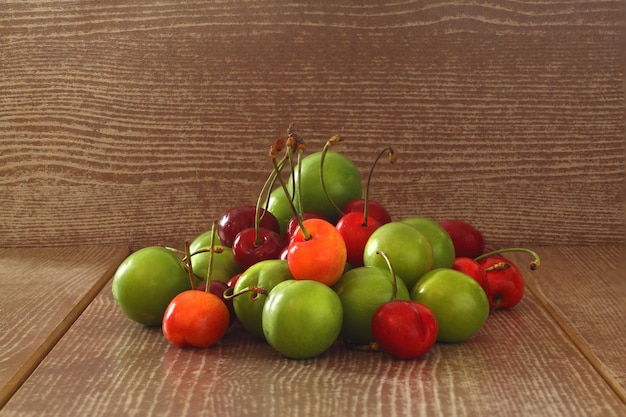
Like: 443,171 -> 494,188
376,250 -> 398,301
223,285 -> 269,300
474,248 -> 541,270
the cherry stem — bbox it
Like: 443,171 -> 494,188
376,250 -> 398,301
362,147 -> 397,226
270,135 -> 311,240
203,220 -> 219,292
223,285 -> 269,300
255,156 -> 288,246
290,145 -> 306,218
474,248 -> 541,271
286,123 -> 302,206
184,240 -> 196,291
484,262 -> 511,273
319,135 -> 344,217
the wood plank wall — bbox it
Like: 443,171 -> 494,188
1,1 -> 624,250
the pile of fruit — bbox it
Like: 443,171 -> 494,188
111,125 -> 540,360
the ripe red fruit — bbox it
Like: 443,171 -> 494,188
451,257 -> 489,296
335,212 -> 382,267
477,256 -> 525,310
162,290 -> 230,348
371,300 -> 438,360
342,199 -> 392,225
217,205 -> 280,247
439,219 -> 485,258
287,218 -> 347,286
231,227 -> 286,270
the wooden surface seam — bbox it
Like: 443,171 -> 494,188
525,277 -> 626,405
0,245 -> 130,409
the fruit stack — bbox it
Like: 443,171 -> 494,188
111,125 -> 540,360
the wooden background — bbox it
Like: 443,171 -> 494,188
1,1 -> 624,250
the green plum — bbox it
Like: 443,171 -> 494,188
266,186 -> 296,236
267,150 -> 362,231
262,279 -> 343,359
232,259 -> 294,338
189,230 -> 241,283
411,268 -> 489,343
363,221 -> 434,289
112,246 -> 192,326
333,265 -> 411,346
401,216 -> 455,269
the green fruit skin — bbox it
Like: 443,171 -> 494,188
333,266 -> 411,346
267,150 -> 362,232
294,151 -> 362,223
189,231 -> 241,283
112,246 -> 191,326
401,216 -> 456,269
363,221 -> 434,290
266,186 -> 294,236
410,268 -> 489,343
262,280 -> 343,359
232,259 -> 294,338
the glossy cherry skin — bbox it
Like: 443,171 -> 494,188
342,199 -> 392,225
371,300 -> 438,360
287,218 -> 347,286
231,227 -> 286,270
477,256 -> 524,309
217,205 -> 280,247
162,290 -> 230,348
439,219 -> 485,259
451,257 -> 489,296
335,212 -> 382,267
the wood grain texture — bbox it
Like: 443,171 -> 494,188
2,262 -> 624,417
0,1 -> 623,250
508,246 -> 626,401
0,245 -> 129,409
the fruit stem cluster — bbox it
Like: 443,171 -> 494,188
269,125 -> 313,240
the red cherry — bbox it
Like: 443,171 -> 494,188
217,205 -> 280,247
371,300 -> 438,360
335,211 -> 382,267
477,256 -> 524,310
439,219 -> 485,258
451,257 -> 489,296
162,290 -> 230,348
232,227 -> 286,270
287,218 -> 347,286
342,199 -> 392,225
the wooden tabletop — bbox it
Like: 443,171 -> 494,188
1,245 -> 624,416
1,1 -> 624,416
